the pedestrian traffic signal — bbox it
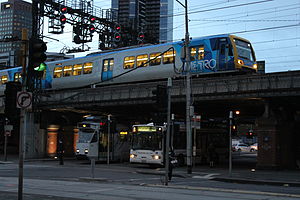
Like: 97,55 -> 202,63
29,38 -> 47,71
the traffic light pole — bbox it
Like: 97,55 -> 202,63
18,28 -> 28,200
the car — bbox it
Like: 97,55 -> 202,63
232,143 -> 250,152
250,143 -> 258,152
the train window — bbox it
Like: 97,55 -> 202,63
198,46 -> 204,60
83,62 -> 93,74
124,56 -> 135,69
103,59 -> 114,71
136,54 -> 148,67
14,72 -> 21,82
73,64 -> 82,76
149,52 -> 161,66
190,47 -> 197,61
53,67 -> 62,78
163,50 -> 176,64
63,65 -> 72,77
1,75 -> 8,84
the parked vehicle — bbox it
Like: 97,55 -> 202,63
232,143 -> 250,152
250,143 -> 258,152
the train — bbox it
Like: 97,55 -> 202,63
0,34 -> 257,95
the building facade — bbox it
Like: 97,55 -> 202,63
0,0 -> 32,68
111,0 -> 173,44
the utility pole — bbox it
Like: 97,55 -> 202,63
176,0 -> 192,174
229,111 -> 233,177
165,78 -> 172,185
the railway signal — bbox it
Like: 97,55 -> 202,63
60,14 -> 67,24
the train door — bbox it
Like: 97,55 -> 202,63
101,58 -> 114,82
218,38 -> 228,71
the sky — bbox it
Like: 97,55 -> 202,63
1,0 -> 300,73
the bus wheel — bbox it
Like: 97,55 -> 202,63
177,154 -> 185,166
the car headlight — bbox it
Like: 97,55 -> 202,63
84,149 -> 88,154
152,155 -> 161,160
76,149 -> 80,153
130,154 -> 137,158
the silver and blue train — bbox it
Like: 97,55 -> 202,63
0,34 -> 257,94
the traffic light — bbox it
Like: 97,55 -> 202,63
60,14 -> 67,24
137,32 -> 145,44
113,23 -> 121,43
152,85 -> 167,111
60,6 -> 67,13
247,130 -> 254,139
4,82 -> 21,121
89,15 -> 96,23
88,25 -> 96,33
29,38 -> 47,71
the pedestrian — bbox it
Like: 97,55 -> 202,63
207,143 -> 216,168
168,148 -> 177,181
57,132 -> 64,165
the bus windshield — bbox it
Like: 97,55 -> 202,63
234,39 -> 254,61
78,128 -> 95,143
132,131 -> 162,150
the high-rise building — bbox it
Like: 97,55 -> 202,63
0,0 -> 32,68
111,0 -> 173,44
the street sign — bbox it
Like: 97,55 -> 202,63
4,125 -> 13,137
16,91 -> 32,109
192,115 -> 201,129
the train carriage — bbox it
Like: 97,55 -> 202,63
0,34 -> 257,95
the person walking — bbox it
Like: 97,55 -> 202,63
57,131 -> 64,165
208,143 -> 216,168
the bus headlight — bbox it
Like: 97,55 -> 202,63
237,59 -> 244,65
253,63 -> 258,69
152,155 -> 161,160
130,154 -> 137,158
84,149 -> 88,154
76,149 -> 80,153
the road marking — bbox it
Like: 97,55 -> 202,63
192,173 -> 220,179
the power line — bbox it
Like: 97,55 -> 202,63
191,19 -> 300,22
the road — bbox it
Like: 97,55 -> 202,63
0,157 -> 300,200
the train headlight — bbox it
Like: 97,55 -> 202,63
253,63 -> 258,69
237,59 -> 244,65
76,149 -> 80,153
152,155 -> 161,160
84,149 -> 89,154
130,154 -> 137,159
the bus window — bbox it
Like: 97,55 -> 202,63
136,54 -> 148,67
163,50 -> 176,64
198,46 -> 204,60
149,52 -> 161,66
53,67 -> 62,78
63,65 -> 72,77
124,56 -> 135,69
83,62 -> 93,74
14,72 -> 21,82
190,47 -> 196,61
73,64 -> 82,76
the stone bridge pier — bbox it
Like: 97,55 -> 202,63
255,98 -> 300,169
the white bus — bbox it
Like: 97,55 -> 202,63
130,123 -> 166,165
75,116 -> 130,162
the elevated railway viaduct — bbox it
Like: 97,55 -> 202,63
2,70 -> 300,169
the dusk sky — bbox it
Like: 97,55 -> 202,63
1,0 -> 300,73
